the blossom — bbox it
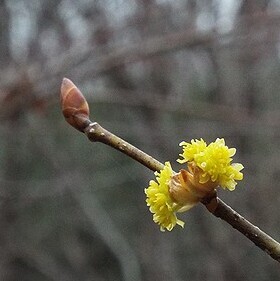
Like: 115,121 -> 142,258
178,138 -> 243,191
145,138 -> 244,231
145,162 -> 184,231
178,138 -> 207,163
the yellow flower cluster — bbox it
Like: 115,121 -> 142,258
145,138 -> 244,231
145,162 -> 184,231
178,138 -> 243,190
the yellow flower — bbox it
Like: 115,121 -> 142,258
178,138 -> 207,163
145,162 -> 184,231
145,138 -> 243,231
178,138 -> 243,190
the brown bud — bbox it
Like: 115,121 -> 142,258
168,170 -> 199,208
60,78 -> 90,132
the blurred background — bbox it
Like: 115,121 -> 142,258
0,0 -> 280,280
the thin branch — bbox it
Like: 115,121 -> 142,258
85,122 -> 164,172
83,121 -> 280,263
60,78 -> 280,263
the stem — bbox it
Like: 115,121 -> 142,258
83,120 -> 280,263
84,122 -> 164,172
205,197 -> 280,263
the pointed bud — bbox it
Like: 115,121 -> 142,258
60,78 -> 90,132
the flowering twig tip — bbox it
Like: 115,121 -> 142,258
145,138 -> 244,231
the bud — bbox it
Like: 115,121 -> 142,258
168,166 -> 217,209
60,78 -> 90,132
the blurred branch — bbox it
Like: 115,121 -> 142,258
32,28 -> 215,98
11,241 -> 73,281
0,163 -> 142,202
6,11 -> 280,112
38,11 -> 280,85
77,29 -> 214,77
60,78 -> 280,263
72,184 -> 142,281
85,88 -> 280,131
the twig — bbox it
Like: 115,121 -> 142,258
83,122 -> 280,263
85,122 -> 164,172
60,78 -> 280,263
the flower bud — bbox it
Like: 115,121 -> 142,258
60,78 -> 90,132
168,167 -> 218,209
168,170 -> 199,208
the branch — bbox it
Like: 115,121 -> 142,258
60,78 -> 280,263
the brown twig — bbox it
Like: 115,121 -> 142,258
60,78 -> 280,263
